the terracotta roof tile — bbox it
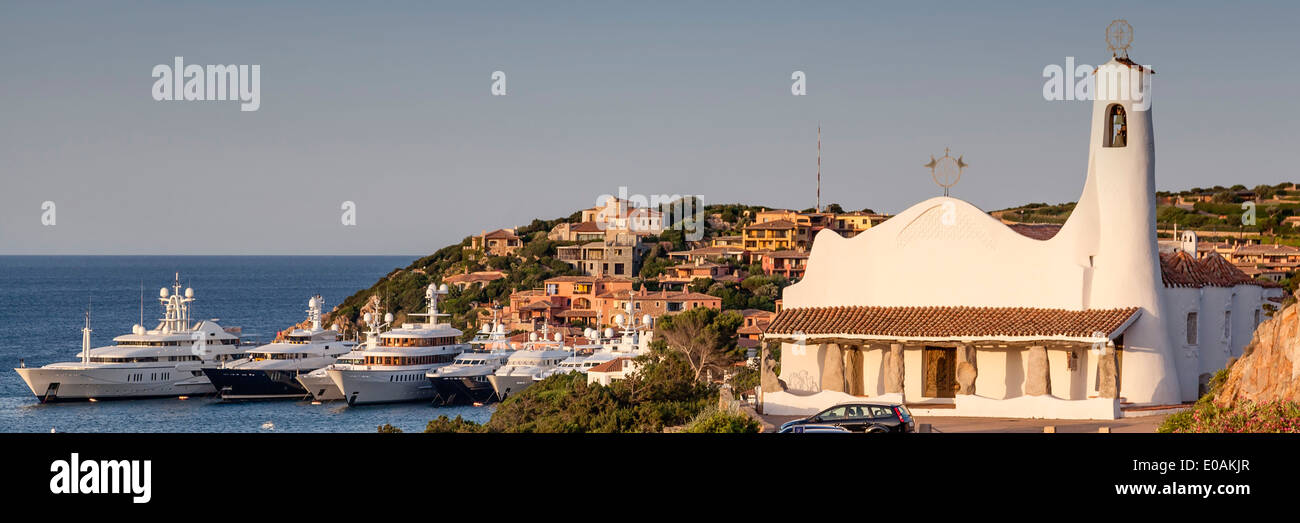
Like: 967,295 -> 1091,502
745,219 -> 798,230
765,306 -> 1140,340
1159,251 -> 1274,288
588,357 -> 632,373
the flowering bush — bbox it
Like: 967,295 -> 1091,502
1160,400 -> 1300,433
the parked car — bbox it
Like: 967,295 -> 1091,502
779,402 -> 914,433
777,424 -> 851,433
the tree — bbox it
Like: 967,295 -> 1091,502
654,307 -> 741,382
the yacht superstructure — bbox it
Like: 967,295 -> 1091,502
327,284 -> 467,405
486,324 -> 571,400
14,275 -> 245,402
203,295 -> 355,400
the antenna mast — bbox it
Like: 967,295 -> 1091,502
817,124 -> 822,213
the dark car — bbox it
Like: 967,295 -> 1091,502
779,402 -> 914,433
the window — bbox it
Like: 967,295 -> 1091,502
1104,104 -> 1127,147
1186,312 -> 1198,345
819,406 -> 847,420
1224,311 -> 1231,340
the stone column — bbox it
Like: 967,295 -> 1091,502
820,343 -> 845,393
843,345 -> 864,396
884,343 -> 905,394
1025,345 -> 1051,396
955,344 -> 977,396
760,346 -> 786,393
1097,344 -> 1119,399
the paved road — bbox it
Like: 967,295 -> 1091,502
759,413 -> 1169,433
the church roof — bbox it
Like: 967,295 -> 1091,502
765,306 -> 1140,343
1159,251 -> 1275,288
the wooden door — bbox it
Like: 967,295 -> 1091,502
923,346 -> 956,398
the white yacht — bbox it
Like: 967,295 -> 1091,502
327,284 -> 467,405
486,324 -> 572,400
14,276 -> 246,402
427,314 -> 515,405
203,295 -> 355,400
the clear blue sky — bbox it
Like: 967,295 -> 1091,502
1,1 -> 1295,254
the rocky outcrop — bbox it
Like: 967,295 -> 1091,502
1216,301 -> 1300,407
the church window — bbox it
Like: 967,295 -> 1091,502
1104,104 -> 1127,147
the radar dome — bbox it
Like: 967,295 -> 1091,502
642,314 -> 652,326
604,328 -> 615,338
439,283 -> 449,293
529,332 -> 538,342
384,313 -> 394,323
495,324 -> 506,334
614,314 -> 625,326
132,324 -> 145,335
159,287 -> 169,298
184,288 -> 194,298
363,313 -> 372,323
554,333 -> 563,342
309,296 -> 319,308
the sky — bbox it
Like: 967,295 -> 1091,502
1,1 -> 1296,254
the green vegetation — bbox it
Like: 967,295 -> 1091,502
682,406 -> 760,433
429,348 -> 717,433
376,423 -> 403,433
1159,368 -> 1300,433
653,306 -> 744,381
424,415 -> 489,433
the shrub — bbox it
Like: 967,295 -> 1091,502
424,415 -> 488,433
683,407 -> 760,433
1159,367 -> 1300,433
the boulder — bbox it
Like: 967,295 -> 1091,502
1216,301 -> 1300,407
955,344 -> 977,395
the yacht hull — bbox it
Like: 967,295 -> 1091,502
328,367 -> 438,406
486,374 -> 536,401
14,366 -> 215,402
203,368 -> 311,401
297,371 -> 344,401
430,376 -> 498,405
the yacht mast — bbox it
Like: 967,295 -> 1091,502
82,302 -> 92,365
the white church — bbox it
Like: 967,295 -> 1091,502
760,51 -> 1282,420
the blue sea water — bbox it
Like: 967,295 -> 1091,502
0,256 -> 493,432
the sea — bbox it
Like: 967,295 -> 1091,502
0,256 -> 494,433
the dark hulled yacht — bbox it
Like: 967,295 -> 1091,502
203,295 -> 354,400
428,317 -> 513,405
